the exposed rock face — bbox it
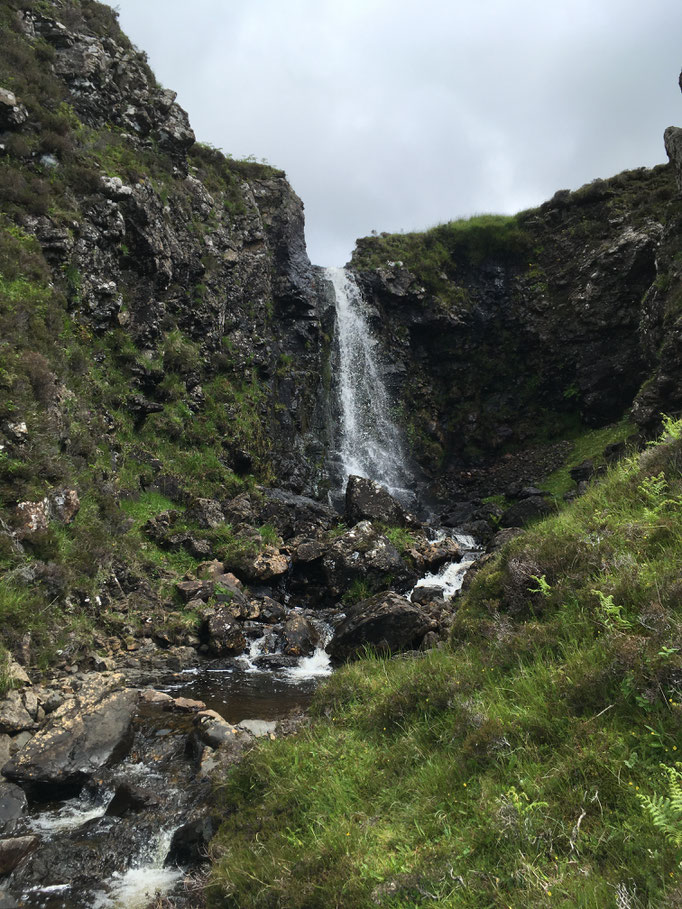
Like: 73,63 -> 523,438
351,165 -> 673,487
330,591 -> 437,661
2,679 -> 137,795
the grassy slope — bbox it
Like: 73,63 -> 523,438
207,420 -> 682,908
0,0 -> 280,672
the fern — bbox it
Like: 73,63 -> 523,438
638,763 -> 682,847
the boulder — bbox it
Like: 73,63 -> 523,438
0,836 -> 38,875
280,614 -> 319,657
47,488 -> 80,524
407,535 -> 461,572
0,88 -> 28,129
345,475 -> 410,527
105,781 -> 154,817
0,692 -> 35,735
257,488 -> 336,539
195,710 -> 242,749
330,591 -> 437,661
321,521 -> 417,600
0,783 -> 27,834
12,502 -> 49,540
205,608 -> 247,657
2,680 -> 137,794
186,498 -> 225,529
500,496 -> 552,528
226,545 -> 290,583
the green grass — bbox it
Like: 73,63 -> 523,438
207,419 -> 682,908
351,214 -> 531,311
540,418 -> 636,499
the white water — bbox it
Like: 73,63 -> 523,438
28,790 -> 113,836
412,531 -> 482,601
326,266 -> 412,498
90,827 -> 183,909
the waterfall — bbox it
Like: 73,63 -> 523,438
325,266 -> 413,501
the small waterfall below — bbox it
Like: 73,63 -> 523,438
325,266 -> 414,502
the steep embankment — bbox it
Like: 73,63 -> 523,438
350,165 -> 682,495
0,0 -> 328,668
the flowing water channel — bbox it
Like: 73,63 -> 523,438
325,267 -> 415,503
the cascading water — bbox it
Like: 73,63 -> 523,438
325,266 -> 413,501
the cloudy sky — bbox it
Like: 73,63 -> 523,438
113,0 -> 682,266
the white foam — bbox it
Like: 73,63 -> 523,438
28,792 -> 113,836
91,828 -> 182,909
412,558 -> 477,601
285,646 -> 333,682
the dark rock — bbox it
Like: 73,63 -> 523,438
569,460 -> 594,483
252,654 -> 300,670
105,781 -> 153,817
186,498 -> 225,529
345,475 -> 410,527
319,520 -> 417,601
0,836 -> 38,875
0,88 -> 28,130
487,528 -> 525,552
166,815 -> 218,867
0,784 -> 27,834
499,497 -> 552,528
255,596 -> 287,623
257,488 -> 336,539
205,609 -> 247,657
2,681 -> 137,795
280,614 -> 319,657
410,586 -> 444,606
195,710 -> 242,750
330,591 -> 437,661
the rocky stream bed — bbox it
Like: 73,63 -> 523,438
0,478 -> 484,909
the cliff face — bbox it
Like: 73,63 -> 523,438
350,164 -> 678,484
0,0 -> 323,499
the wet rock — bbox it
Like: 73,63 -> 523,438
166,697 -> 206,713
206,608 -> 247,657
255,596 -> 287,624
345,475 -> 411,527
2,680 -> 137,794
252,653 -> 300,670
0,836 -> 38,874
0,784 -> 27,834
105,781 -> 153,817
330,591 -> 437,661
139,689 -> 173,707
407,535 -> 461,572
280,614 -> 319,657
238,719 -> 277,738
176,578 -> 211,603
195,710 -> 241,749
410,585 -> 444,606
0,693 -> 35,735
166,815 -> 219,866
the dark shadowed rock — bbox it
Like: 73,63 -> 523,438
0,784 -> 27,835
345,475 -> 410,526
166,815 -> 218,866
0,836 -> 38,875
205,609 -> 247,657
500,496 -> 552,528
105,781 -> 154,817
280,615 -> 319,657
330,591 -> 437,661
2,680 -> 137,795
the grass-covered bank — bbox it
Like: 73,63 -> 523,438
206,420 -> 682,908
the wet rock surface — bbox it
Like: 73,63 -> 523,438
330,591 -> 438,661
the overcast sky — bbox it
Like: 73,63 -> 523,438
113,0 -> 682,266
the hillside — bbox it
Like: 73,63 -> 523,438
1,1 -> 682,906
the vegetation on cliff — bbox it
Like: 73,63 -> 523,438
207,420 -> 682,908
